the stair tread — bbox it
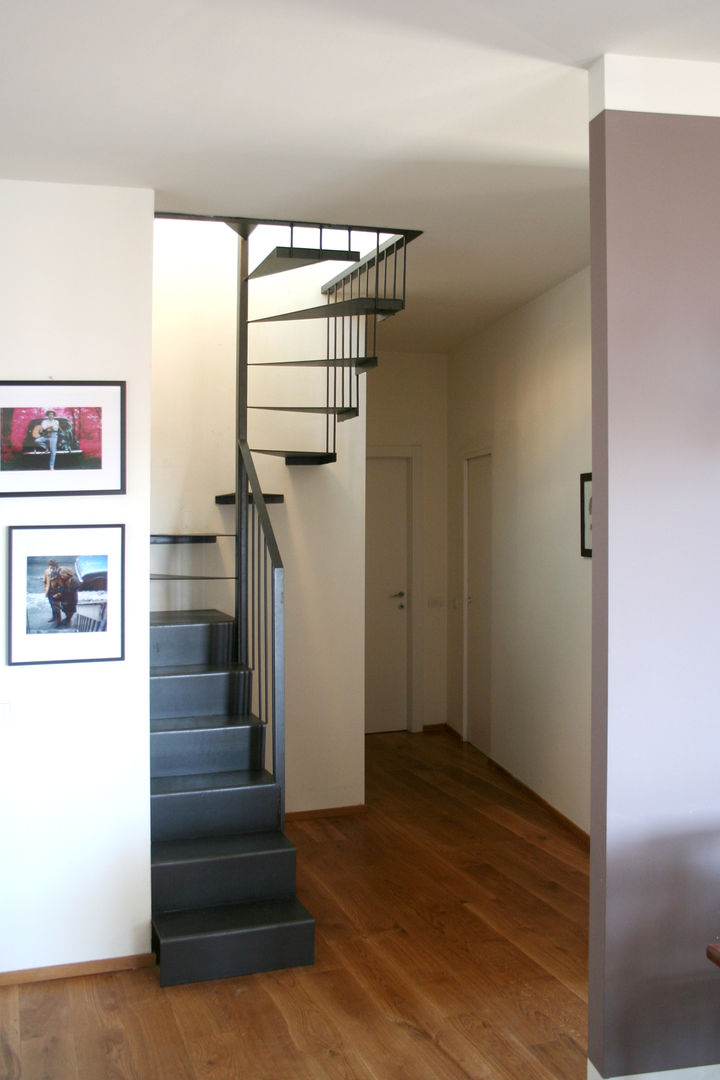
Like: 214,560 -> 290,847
250,449 -> 337,465
150,535 -> 219,545
151,713 -> 261,733
249,356 -> 377,369
247,245 -> 360,280
150,609 -> 233,627
248,405 -> 358,416
153,897 -> 314,941
150,662 -> 249,678
152,830 -> 295,865
250,297 -> 403,324
151,769 -> 276,796
215,492 -> 284,505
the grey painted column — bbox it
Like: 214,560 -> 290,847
589,61 -> 720,1079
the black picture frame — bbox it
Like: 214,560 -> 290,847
8,523 -> 125,665
0,381 -> 126,497
580,472 -> 592,558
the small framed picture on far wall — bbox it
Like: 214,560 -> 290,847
580,472 -> 592,557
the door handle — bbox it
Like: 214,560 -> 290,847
390,591 -> 405,598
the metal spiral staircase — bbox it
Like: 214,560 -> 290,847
149,214 -> 419,985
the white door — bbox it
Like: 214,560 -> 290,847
465,454 -> 492,754
365,456 -> 409,733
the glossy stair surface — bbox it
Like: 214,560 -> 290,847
150,609 -> 314,986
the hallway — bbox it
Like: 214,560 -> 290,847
1,732 -> 588,1079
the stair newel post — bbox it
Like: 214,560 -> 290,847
235,230 -> 250,668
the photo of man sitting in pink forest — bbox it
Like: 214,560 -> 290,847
0,405 -> 102,472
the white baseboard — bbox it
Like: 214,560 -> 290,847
588,1062 -> 720,1080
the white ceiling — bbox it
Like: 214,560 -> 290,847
3,0 -> 720,351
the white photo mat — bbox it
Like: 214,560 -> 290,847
0,381 -> 125,496
8,524 -> 125,665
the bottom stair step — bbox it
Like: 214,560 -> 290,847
152,897 -> 315,986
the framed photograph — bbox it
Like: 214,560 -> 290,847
8,524 -> 125,665
0,381 -> 126,497
580,472 -> 592,557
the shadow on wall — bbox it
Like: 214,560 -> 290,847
601,826 -> 720,1077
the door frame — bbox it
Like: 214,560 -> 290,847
366,445 -> 423,733
462,448 -> 492,745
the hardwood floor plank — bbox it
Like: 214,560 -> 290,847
105,970 -> 197,1080
197,976 -> 320,1080
529,1034 -> 589,1080
262,969 -> 379,1080
19,979 -> 79,1080
298,959 -> 483,1080
0,985 -> 21,1080
65,973 -> 141,1080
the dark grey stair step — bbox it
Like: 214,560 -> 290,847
250,449 -> 337,466
215,492 -> 284,505
150,664 -> 251,719
247,245 -> 360,280
248,405 -> 358,419
150,535 -> 220,545
152,897 -> 315,986
150,610 -> 233,667
249,297 -> 403,324
151,769 -> 280,841
151,573 -> 236,581
250,356 -> 378,371
150,714 -> 264,776
152,831 -> 297,910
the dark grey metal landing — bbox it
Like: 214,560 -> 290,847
150,609 -> 314,987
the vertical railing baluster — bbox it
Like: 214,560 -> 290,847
263,542 -> 269,729
256,499 -> 262,719
250,504 -> 256,673
273,564 -> 285,826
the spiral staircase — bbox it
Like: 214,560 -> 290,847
149,215 -> 419,985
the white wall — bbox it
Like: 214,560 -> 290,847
366,350 -> 449,731
0,179 -> 154,972
151,220 -> 237,611
448,268 -> 592,829
152,221 -> 366,812
248,234 -> 367,810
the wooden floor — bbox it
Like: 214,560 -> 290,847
1,732 -> 589,1079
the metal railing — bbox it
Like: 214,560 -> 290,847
321,233 -> 409,454
237,438 -> 286,825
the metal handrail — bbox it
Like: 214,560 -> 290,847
238,438 -> 286,825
